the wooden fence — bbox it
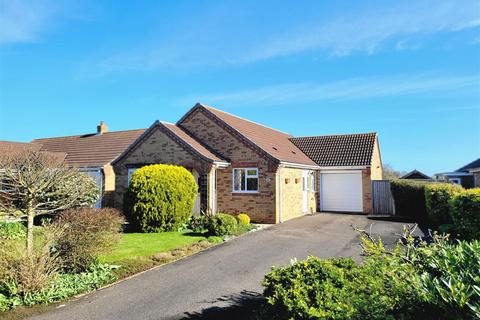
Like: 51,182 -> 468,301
372,180 -> 395,215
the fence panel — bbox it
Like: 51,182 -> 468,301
372,180 -> 395,215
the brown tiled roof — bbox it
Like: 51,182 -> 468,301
0,141 -> 66,161
290,133 -> 377,167
161,122 -> 227,162
183,104 -> 317,166
32,129 -> 145,167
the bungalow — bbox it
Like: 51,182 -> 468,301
400,170 -> 432,180
434,158 -> 479,189
32,123 -> 144,207
112,103 -> 383,223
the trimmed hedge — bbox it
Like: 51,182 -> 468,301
425,183 -> 463,226
207,213 -> 238,236
450,189 -> 480,240
125,164 -> 197,232
390,180 -> 430,220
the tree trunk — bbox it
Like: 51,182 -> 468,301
27,212 -> 34,255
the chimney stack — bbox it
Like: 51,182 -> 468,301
97,121 -> 108,135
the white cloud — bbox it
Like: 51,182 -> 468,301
88,0 -> 480,74
183,74 -> 479,107
0,0 -> 71,45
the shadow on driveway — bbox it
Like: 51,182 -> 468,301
182,290 -> 264,320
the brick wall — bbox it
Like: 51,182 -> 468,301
102,163 -> 116,207
370,138 -> 383,180
113,126 -> 213,211
278,167 -> 317,222
180,109 -> 277,223
362,168 -> 373,214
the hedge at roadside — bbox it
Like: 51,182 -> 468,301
125,164 -> 197,232
390,180 -> 430,220
425,183 -> 463,226
450,189 -> 480,240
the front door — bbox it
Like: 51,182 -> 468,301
302,170 -> 308,213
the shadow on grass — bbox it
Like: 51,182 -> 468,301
182,231 -> 208,237
182,290 -> 265,320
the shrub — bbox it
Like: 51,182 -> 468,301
425,183 -> 463,226
0,263 -> 116,311
236,213 -> 250,225
125,164 -> 197,232
0,221 -> 26,240
0,225 -> 61,303
188,215 -> 207,233
450,189 -> 480,240
390,180 -> 430,220
53,208 -> 124,272
263,256 -> 420,320
418,240 -> 480,319
206,213 -> 238,236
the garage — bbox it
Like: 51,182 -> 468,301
320,171 -> 363,212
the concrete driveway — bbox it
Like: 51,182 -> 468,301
31,213 -> 416,320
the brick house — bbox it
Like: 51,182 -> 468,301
112,103 -> 383,223
434,158 -> 479,189
31,123 -> 144,208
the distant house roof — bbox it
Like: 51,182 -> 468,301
400,170 -> 431,180
32,129 -> 145,168
457,158 -> 480,172
178,103 -> 318,167
0,140 -> 66,162
289,133 -> 377,167
113,121 -> 227,164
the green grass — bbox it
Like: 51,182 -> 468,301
100,231 -> 208,264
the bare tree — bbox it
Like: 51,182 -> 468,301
0,146 -> 99,254
382,163 -> 405,180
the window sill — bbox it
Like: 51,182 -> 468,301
232,191 -> 260,195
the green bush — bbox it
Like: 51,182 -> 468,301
425,183 -> 463,226
125,164 -> 197,232
206,213 -> 238,236
418,240 -> 480,319
263,256 -> 420,320
390,180 -> 430,220
236,213 -> 250,225
53,208 -> 125,272
0,221 -> 26,240
450,189 -> 480,240
0,263 -> 116,311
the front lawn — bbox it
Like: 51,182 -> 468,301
101,231 -> 207,263
99,231 -> 211,278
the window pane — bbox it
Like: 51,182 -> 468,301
246,169 -> 257,176
246,177 -> 258,191
233,169 -> 246,191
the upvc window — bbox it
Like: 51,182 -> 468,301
310,171 -> 317,192
127,168 -> 139,185
233,168 -> 258,192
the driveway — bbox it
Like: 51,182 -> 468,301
31,213 -> 417,320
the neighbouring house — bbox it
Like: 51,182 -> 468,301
32,123 -> 145,207
112,103 -> 383,223
434,158 -> 479,189
400,169 -> 432,180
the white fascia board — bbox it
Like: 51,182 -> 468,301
279,161 -> 321,170
318,166 -> 368,171
213,161 -> 230,168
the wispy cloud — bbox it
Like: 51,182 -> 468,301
181,73 -> 479,107
237,0 -> 480,63
87,0 -> 480,75
0,0 -> 75,45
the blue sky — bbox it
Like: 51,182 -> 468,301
0,0 -> 479,175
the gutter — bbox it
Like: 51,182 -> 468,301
279,161 -> 321,170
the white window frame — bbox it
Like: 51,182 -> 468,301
232,167 -> 259,193
449,178 -> 461,185
310,171 -> 317,192
127,168 -> 139,186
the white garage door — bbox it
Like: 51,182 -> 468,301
320,172 -> 363,212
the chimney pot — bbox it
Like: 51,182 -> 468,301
97,121 -> 108,134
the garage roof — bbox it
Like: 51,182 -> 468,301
290,133 -> 377,167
